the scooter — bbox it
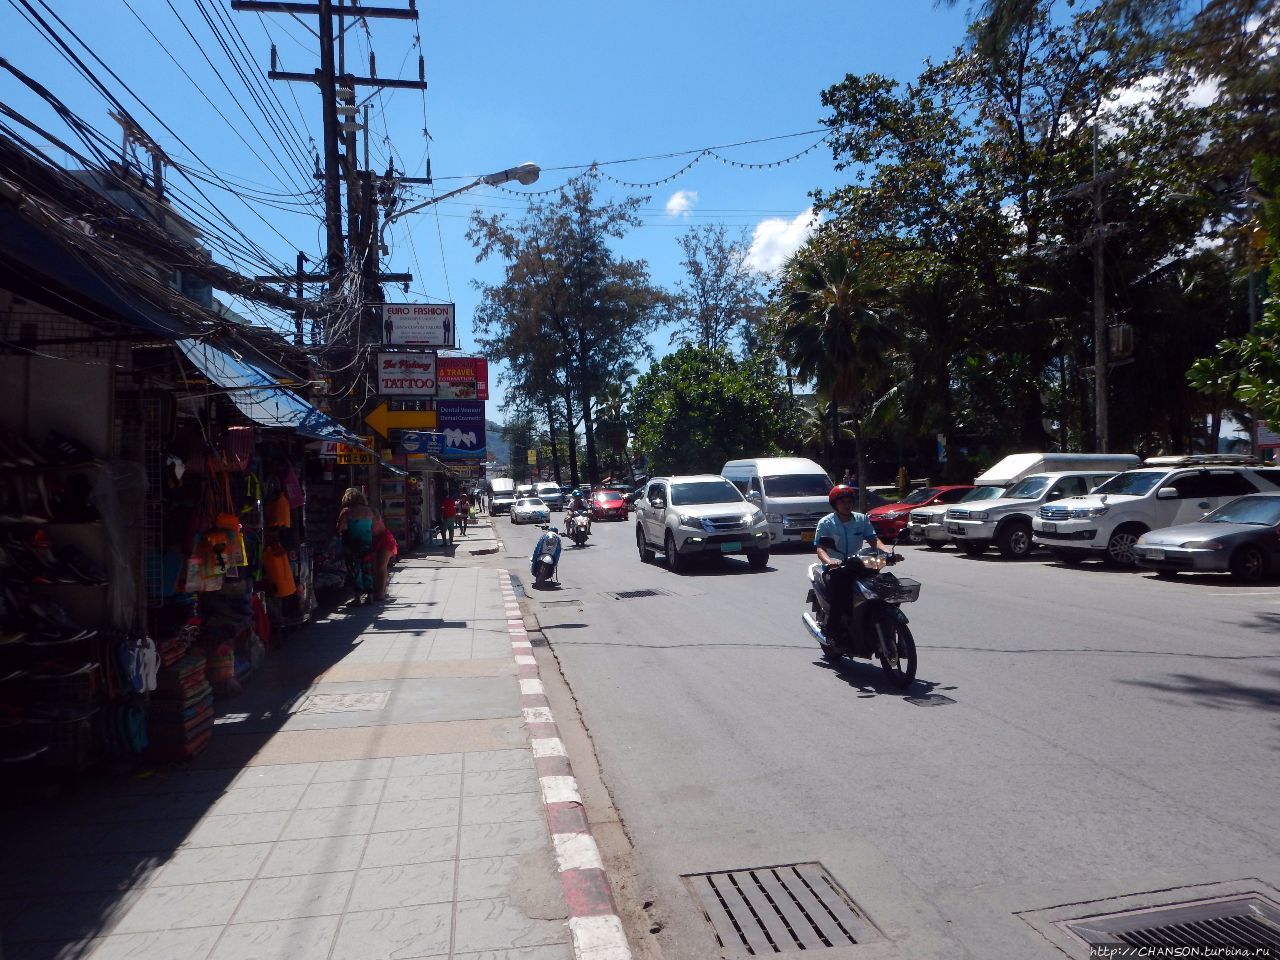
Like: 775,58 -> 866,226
531,526 -> 562,587
801,545 -> 920,687
567,511 -> 590,547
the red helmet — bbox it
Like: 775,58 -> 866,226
828,484 -> 857,509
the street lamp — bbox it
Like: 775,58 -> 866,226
379,162 -> 540,254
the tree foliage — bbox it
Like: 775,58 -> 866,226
630,345 -> 794,475
669,224 -> 766,349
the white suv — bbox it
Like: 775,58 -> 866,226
1031,457 -> 1280,566
945,471 -> 1120,559
635,475 -> 771,573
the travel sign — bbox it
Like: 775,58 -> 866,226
381,304 -> 456,348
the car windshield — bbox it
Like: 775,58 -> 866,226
1005,476 -> 1050,499
1201,496 -> 1280,525
670,479 -> 744,506
761,474 -> 831,498
593,491 -> 621,501
1093,472 -> 1163,497
960,485 -> 1004,503
899,487 -> 940,506
517,498 -> 545,508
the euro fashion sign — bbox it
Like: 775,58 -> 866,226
381,304 -> 456,348
377,352 -> 437,395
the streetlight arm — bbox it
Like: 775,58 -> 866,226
379,162 -> 539,251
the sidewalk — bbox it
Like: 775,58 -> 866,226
0,516 -> 627,960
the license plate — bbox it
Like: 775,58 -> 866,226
800,531 -> 815,544
1041,522 -> 1056,533
947,523 -> 965,535
1146,548 -> 1165,560
720,542 -> 741,553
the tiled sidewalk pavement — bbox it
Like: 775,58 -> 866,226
0,540 -> 576,960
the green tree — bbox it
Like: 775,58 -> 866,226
469,171 -> 666,487
630,345 -> 791,475
670,224 -> 766,349
771,235 -> 899,509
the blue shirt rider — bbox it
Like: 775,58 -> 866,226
815,484 -> 895,637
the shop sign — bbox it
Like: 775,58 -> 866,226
336,435 -> 376,465
381,304 -> 456,348
436,401 -> 487,460
436,357 -> 489,400
378,351 -> 437,395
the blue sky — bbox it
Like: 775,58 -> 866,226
4,0 -> 974,414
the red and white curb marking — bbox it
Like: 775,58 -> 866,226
498,569 -> 633,960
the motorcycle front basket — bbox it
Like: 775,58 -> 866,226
889,577 -> 922,602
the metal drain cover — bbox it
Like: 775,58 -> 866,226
1065,894 -> 1280,950
606,588 -> 669,600
684,862 -> 879,955
293,691 -> 390,714
905,694 -> 956,707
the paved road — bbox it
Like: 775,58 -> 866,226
499,513 -> 1280,959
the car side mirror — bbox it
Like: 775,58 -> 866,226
651,498 -> 665,510
747,490 -> 761,503
1156,488 -> 1178,500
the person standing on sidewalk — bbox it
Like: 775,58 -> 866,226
337,487 -> 384,605
441,493 -> 458,545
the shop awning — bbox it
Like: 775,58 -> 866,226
177,338 -> 362,445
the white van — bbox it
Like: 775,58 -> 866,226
974,452 -> 1140,488
489,478 -> 516,515
721,457 -> 832,546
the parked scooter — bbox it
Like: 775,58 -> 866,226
801,545 -> 920,687
531,525 -> 562,587
566,511 -> 590,548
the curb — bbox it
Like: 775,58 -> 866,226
499,568 -> 633,960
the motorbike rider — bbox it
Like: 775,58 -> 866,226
566,488 -> 591,535
815,484 -> 896,639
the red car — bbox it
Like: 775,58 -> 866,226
590,489 -> 628,521
868,485 -> 974,541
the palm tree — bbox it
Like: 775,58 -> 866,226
593,365 -> 639,483
773,238 -> 900,510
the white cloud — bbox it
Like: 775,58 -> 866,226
665,190 -> 697,217
745,208 -> 821,274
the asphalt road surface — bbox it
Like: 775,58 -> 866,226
499,512 -> 1280,960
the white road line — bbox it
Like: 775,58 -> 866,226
523,706 -> 555,724
553,832 -> 604,871
520,679 -> 546,695
569,915 -> 632,960
515,655 -> 537,666
531,737 -> 567,758
540,775 -> 582,805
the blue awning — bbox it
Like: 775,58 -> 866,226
177,338 -> 359,444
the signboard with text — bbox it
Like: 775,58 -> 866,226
436,357 -> 490,401
377,352 -> 437,395
436,400 -> 487,460
336,435 -> 376,465
381,304 -> 456,348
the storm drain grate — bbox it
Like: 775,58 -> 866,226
607,588 -> 669,600
1065,895 -> 1280,951
684,862 -> 879,955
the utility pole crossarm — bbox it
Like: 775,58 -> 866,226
231,1 -> 419,19
268,70 -> 428,91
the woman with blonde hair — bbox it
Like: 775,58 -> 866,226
337,487 -> 383,606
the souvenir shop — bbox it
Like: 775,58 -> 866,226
0,296 -> 366,789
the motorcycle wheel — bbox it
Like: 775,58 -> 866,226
535,564 -> 549,586
874,610 -> 916,688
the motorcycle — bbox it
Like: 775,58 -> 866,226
566,510 -> 590,548
531,526 -> 562,587
801,545 -> 920,687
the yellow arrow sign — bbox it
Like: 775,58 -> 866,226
364,403 -> 437,439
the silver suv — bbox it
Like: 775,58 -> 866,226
635,475 -> 771,572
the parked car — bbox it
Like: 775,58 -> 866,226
635,475 -> 771,572
1033,456 -> 1280,566
590,489 -> 628,521
946,470 -> 1122,558
908,485 -> 1004,548
510,497 -> 550,525
1133,493 -> 1280,582
868,485 -> 973,542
